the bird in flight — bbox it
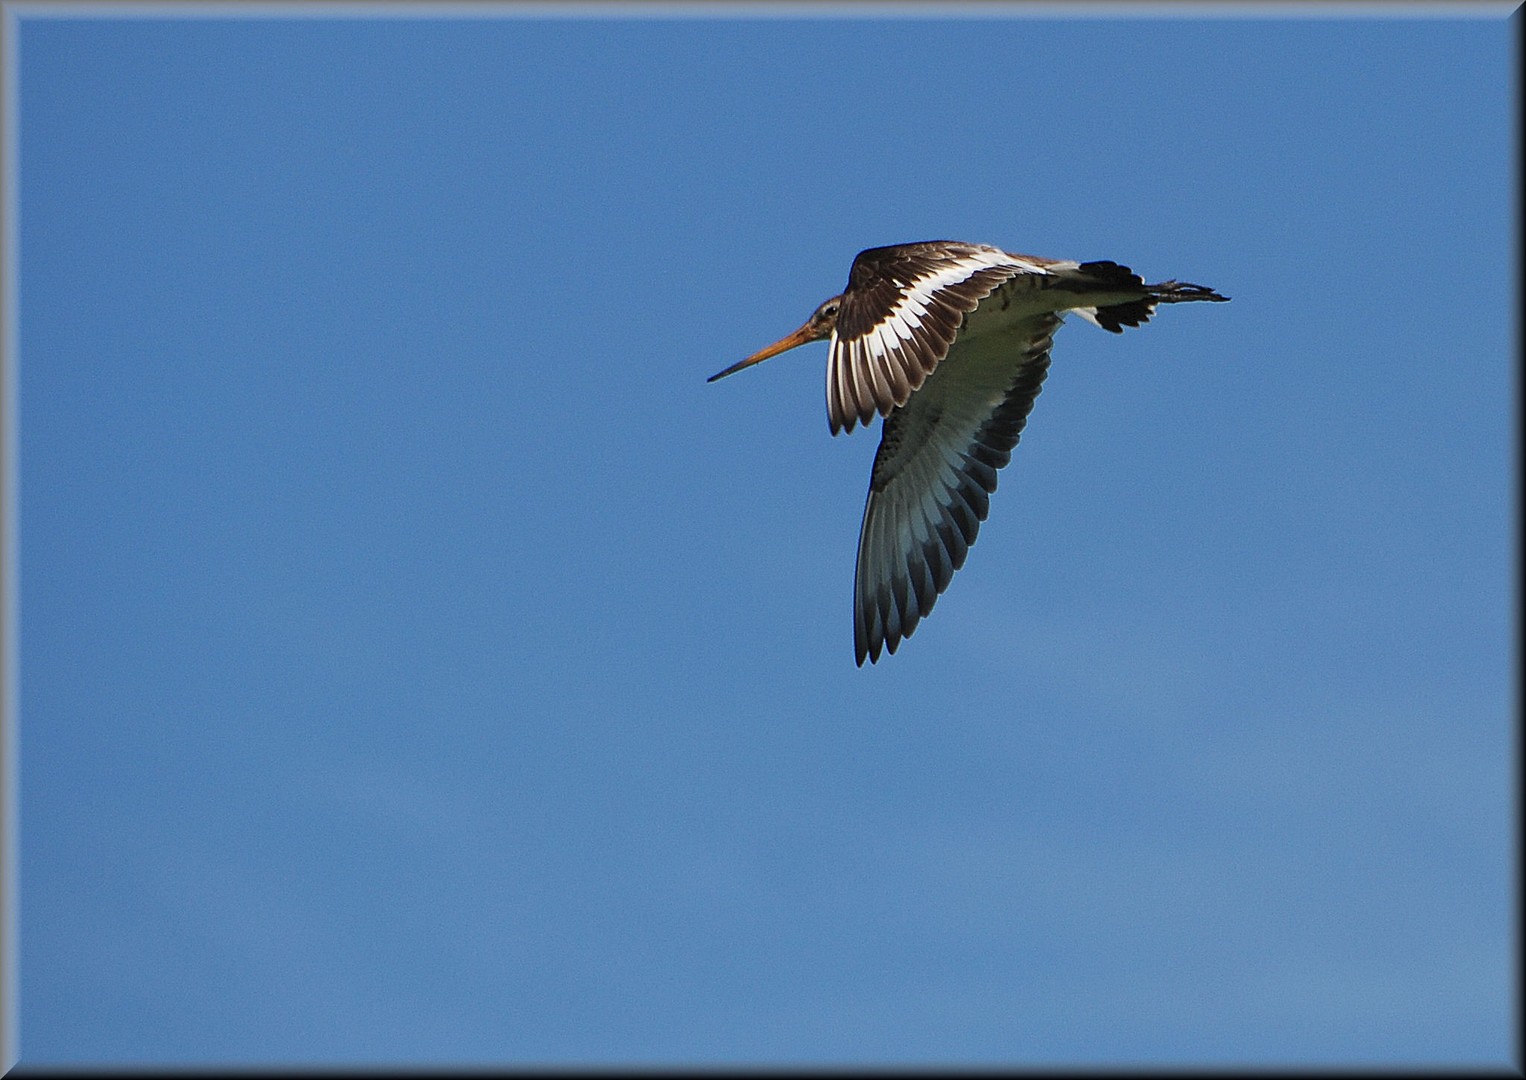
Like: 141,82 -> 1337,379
708,240 -> 1229,666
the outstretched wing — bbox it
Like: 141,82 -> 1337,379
853,312 -> 1060,666
828,242 -> 1054,435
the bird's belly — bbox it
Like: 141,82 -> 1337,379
960,278 -> 1142,338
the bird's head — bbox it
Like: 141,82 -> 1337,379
707,294 -> 843,384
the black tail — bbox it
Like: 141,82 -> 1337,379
1076,261 -> 1229,334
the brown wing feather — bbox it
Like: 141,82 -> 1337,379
828,243 -> 1054,435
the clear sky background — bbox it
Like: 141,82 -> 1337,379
13,5 -> 1515,1068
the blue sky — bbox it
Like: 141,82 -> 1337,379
11,5 -> 1515,1068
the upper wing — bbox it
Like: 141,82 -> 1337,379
853,312 -> 1061,666
828,242 -> 1054,435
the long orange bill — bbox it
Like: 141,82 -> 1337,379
707,323 -> 819,383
